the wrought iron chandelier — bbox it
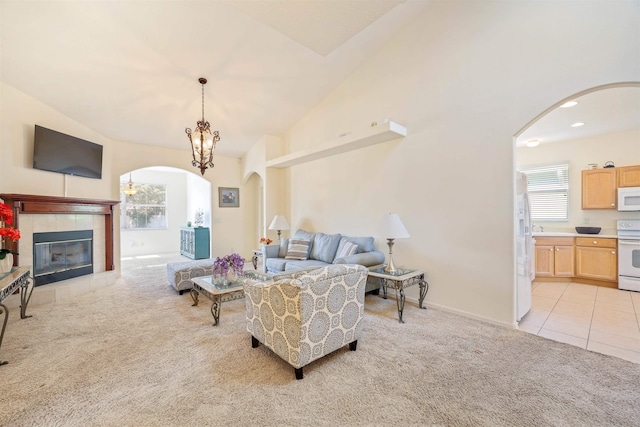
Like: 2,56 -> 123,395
186,77 -> 220,175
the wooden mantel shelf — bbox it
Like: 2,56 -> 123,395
0,194 -> 120,271
266,120 -> 407,168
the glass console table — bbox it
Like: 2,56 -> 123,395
367,265 -> 429,323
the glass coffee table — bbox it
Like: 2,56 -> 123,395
367,265 -> 429,323
190,271 -> 272,326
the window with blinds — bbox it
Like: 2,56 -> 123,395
520,163 -> 569,221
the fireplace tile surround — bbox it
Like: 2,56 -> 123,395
0,194 -> 119,308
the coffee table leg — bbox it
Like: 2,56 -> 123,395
211,298 -> 221,326
190,289 -> 199,306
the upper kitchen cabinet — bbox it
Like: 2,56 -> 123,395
582,168 -> 617,209
617,165 -> 640,187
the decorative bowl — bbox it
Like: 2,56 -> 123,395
575,226 -> 601,234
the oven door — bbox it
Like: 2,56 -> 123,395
618,239 -> 640,291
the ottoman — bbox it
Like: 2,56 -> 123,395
167,259 -> 215,294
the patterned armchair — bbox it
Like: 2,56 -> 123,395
243,264 -> 368,380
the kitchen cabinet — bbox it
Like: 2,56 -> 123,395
534,237 -> 575,278
582,169 -> 617,209
575,237 -> 617,282
617,165 -> 640,188
180,227 -> 210,260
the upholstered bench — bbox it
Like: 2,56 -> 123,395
166,259 -> 215,294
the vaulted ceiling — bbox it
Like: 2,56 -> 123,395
1,0 -> 426,157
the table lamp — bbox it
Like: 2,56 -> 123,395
379,213 -> 410,273
268,215 -> 290,241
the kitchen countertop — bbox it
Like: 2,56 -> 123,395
533,232 -> 618,239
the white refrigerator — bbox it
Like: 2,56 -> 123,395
516,172 -> 534,321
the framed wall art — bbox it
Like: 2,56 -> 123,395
218,187 -> 239,208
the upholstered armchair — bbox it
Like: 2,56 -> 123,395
243,264 -> 368,380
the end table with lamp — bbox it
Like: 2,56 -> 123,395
371,213 -> 428,323
368,265 -> 428,323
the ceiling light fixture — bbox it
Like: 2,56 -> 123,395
560,101 -> 578,108
571,122 -> 585,127
526,139 -> 540,147
122,172 -> 137,196
186,77 -> 220,175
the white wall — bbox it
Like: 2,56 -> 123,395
517,129 -> 640,234
270,1 -> 639,326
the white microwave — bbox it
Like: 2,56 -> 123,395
618,187 -> 640,211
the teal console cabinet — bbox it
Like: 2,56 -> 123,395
180,227 -> 210,260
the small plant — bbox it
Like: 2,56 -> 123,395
194,208 -> 204,227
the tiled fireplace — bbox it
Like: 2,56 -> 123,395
0,193 -> 119,306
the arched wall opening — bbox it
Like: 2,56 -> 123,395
118,166 -> 212,259
513,81 -> 640,324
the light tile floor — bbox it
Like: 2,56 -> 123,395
519,281 -> 640,364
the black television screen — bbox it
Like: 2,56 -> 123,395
33,125 -> 103,179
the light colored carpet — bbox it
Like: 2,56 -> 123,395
1,253 -> 638,426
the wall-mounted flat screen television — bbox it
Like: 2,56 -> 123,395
33,125 -> 103,179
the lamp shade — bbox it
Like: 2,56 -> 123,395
268,215 -> 290,231
379,213 -> 410,238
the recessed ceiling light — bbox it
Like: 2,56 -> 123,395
571,122 -> 584,127
560,101 -> 578,108
526,139 -> 540,147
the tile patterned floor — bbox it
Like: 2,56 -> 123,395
519,281 -> 640,364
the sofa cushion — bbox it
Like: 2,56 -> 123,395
340,236 -> 375,254
285,238 -> 311,260
294,229 -> 315,258
335,240 -> 358,259
310,232 -> 342,263
284,259 -> 328,271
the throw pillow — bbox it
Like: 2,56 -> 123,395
285,239 -> 311,260
310,232 -> 342,263
335,240 -> 358,259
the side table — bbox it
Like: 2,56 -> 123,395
0,266 -> 34,365
367,265 -> 428,323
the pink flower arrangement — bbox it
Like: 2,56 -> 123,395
0,202 -> 20,260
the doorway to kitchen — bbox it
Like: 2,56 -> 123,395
513,82 -> 640,364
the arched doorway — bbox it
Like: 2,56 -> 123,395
119,166 -> 211,261
514,82 -> 640,362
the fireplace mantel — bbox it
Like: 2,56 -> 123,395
0,194 -> 120,271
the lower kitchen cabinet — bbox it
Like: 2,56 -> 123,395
534,238 -> 575,278
575,237 -> 617,282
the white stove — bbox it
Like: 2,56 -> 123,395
617,219 -> 640,292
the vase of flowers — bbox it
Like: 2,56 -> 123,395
259,237 -> 272,247
212,253 -> 245,285
0,202 -> 20,274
